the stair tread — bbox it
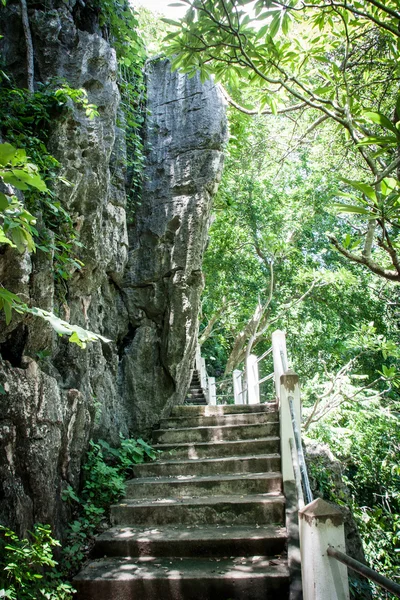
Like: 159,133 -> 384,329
165,411 -> 275,421
172,403 -> 277,414
135,453 -> 280,468
154,436 -> 280,449
97,524 -> 287,544
126,472 -> 282,486
74,555 -> 290,582
114,493 -> 285,509
156,422 -> 279,434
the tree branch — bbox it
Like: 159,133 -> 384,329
328,234 -> 400,281
20,0 -> 34,93
217,83 -> 306,115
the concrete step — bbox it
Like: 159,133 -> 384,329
160,411 -> 278,429
92,524 -> 287,558
74,556 -> 290,600
154,437 -> 280,460
111,493 -> 285,527
125,472 -> 282,499
171,403 -> 277,417
184,398 -> 207,405
153,422 -> 279,444
133,454 -> 281,478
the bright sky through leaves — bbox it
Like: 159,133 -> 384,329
133,0 -> 187,18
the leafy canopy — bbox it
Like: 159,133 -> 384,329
165,0 -> 400,282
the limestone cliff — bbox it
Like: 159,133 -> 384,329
0,2 -> 227,535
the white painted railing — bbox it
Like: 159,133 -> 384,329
196,330 -> 400,599
195,345 -> 216,405
271,330 -> 350,600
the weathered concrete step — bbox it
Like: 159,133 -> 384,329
133,454 -> 281,478
154,437 -> 280,460
74,556 -> 290,600
125,472 -> 282,499
92,524 -> 287,558
111,493 -> 285,526
171,403 -> 277,417
153,422 -> 279,444
161,411 -> 278,429
185,398 -> 207,405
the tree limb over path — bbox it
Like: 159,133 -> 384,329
166,0 -> 400,282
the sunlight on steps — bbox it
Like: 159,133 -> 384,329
74,402 -> 289,600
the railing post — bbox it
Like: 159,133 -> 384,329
246,354 -> 259,404
280,370 -> 299,482
272,329 -> 288,403
195,344 -> 202,375
299,498 -> 350,600
208,377 -> 216,406
200,356 -> 207,392
233,369 -> 243,405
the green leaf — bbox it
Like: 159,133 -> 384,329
364,111 -> 399,137
269,13 -> 281,38
255,23 -> 269,40
0,143 -> 16,166
10,148 -> 26,166
9,227 -> 27,253
160,18 -> 181,27
0,192 -> 9,210
0,172 -> 29,190
11,169 -> 47,192
332,203 -> 371,216
3,299 -> 12,325
341,178 -> 377,202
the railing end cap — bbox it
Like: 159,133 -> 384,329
299,497 -> 344,526
280,370 -> 299,385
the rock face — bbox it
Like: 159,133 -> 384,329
121,59 -> 227,433
0,2 -> 227,536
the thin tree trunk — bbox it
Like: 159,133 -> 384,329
20,0 -> 34,93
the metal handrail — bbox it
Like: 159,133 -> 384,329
280,349 -> 287,372
288,394 -> 313,504
258,372 -> 274,385
256,346 -> 273,363
289,437 -> 305,510
327,547 -> 400,598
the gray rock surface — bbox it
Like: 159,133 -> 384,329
121,59 -> 227,433
0,3 -> 226,536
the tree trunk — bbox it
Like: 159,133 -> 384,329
20,0 -> 34,93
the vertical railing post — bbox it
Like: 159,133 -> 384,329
233,370 -> 243,405
280,370 -> 300,482
208,377 -> 216,406
195,344 -> 202,374
299,498 -> 350,600
272,329 -> 288,403
200,356 -> 207,393
246,354 -> 259,404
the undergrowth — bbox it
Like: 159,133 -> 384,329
61,436 -> 157,575
0,436 -> 157,597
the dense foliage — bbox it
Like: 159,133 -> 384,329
166,0 -> 400,283
61,436 -> 157,575
0,436 -> 157,597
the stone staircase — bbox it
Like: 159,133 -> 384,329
185,370 -> 207,405
74,403 -> 290,600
